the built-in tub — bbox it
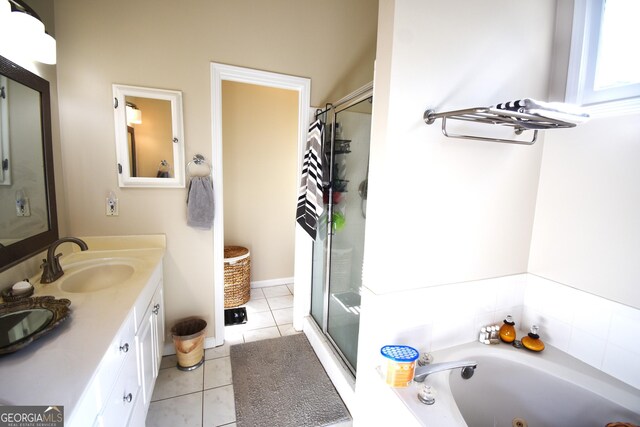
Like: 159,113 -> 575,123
392,341 -> 640,426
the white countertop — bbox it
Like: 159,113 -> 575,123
0,235 -> 165,416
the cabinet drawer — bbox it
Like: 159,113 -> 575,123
94,311 -> 136,408
96,345 -> 140,427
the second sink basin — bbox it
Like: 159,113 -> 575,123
58,259 -> 136,293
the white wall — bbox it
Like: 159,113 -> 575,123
529,113 -> 640,308
363,0 -> 555,295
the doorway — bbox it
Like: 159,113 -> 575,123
210,63 -> 311,345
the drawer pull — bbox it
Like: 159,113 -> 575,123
119,343 -> 129,353
152,304 -> 160,315
123,393 -> 133,403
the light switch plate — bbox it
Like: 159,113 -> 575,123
106,197 -> 118,216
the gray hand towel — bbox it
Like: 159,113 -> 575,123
187,176 -> 214,229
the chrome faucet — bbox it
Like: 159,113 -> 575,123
413,359 -> 478,382
40,237 -> 89,283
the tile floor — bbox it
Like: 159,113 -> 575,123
146,284 -> 299,427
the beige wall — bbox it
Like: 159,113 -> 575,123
53,0 -> 377,344
222,81 -> 298,282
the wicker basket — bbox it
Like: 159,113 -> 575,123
224,246 -> 251,308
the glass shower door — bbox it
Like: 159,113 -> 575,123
326,97 -> 371,372
309,85 -> 372,375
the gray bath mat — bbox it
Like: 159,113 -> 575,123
230,333 -> 351,427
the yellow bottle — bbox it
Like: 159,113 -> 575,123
522,325 -> 545,352
499,315 -> 516,343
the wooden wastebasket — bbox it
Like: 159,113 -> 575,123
224,246 -> 251,308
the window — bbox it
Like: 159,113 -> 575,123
566,0 -> 640,110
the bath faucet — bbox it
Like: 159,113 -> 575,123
413,360 -> 478,382
40,237 -> 89,283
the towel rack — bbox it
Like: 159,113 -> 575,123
186,154 -> 212,177
423,107 -> 578,145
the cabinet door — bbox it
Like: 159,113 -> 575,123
137,305 -> 155,411
151,283 -> 165,373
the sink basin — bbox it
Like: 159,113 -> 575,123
59,260 -> 136,293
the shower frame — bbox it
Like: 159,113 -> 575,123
312,82 -> 373,376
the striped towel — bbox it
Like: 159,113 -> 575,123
495,98 -> 590,127
296,120 -> 325,240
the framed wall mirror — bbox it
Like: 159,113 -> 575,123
0,54 -> 58,272
113,84 -> 185,188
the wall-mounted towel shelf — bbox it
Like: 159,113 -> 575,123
423,107 -> 579,145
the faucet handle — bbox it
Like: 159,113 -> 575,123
417,352 -> 433,367
40,259 -> 48,270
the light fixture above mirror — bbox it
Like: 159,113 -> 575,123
113,84 -> 185,188
0,0 -> 56,65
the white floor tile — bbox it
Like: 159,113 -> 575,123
203,385 -> 236,427
243,311 -> 276,331
244,327 -> 281,342
147,392 -> 202,427
160,354 -> 178,370
249,288 -> 265,300
262,285 -> 291,298
266,295 -> 294,310
272,307 -> 293,325
151,365 -> 204,401
277,323 -> 300,336
224,325 -> 246,341
242,298 -> 270,314
205,336 -> 243,360
204,357 -> 233,389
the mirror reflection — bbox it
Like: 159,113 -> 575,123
0,55 -> 56,263
113,84 -> 185,188
124,96 -> 174,178
0,308 -> 53,349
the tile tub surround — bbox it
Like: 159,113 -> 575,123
358,273 -> 640,391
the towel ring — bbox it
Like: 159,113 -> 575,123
186,154 -> 212,177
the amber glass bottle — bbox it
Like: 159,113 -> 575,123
522,325 -> 545,352
499,315 -> 516,343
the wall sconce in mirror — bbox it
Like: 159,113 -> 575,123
113,84 -> 185,188
125,102 -> 142,125
0,0 -> 56,64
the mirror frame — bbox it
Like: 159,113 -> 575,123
112,84 -> 185,188
0,55 -> 58,272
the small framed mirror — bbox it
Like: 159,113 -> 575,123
113,84 -> 185,188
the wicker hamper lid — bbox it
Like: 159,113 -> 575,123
224,246 -> 250,263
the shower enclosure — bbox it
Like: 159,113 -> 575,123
310,84 -> 372,374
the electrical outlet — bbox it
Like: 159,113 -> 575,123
106,197 -> 118,216
16,198 -> 30,217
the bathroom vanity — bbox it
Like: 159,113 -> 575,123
0,235 -> 166,427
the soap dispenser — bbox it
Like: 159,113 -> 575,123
522,325 -> 545,352
499,315 -> 516,343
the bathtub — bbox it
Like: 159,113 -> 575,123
391,341 -> 640,426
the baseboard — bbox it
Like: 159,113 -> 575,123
251,277 -> 294,288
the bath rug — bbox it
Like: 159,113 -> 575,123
230,333 -> 351,427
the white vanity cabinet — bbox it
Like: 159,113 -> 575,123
70,264 -> 165,427
137,281 -> 165,411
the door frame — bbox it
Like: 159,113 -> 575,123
210,63 -> 311,345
